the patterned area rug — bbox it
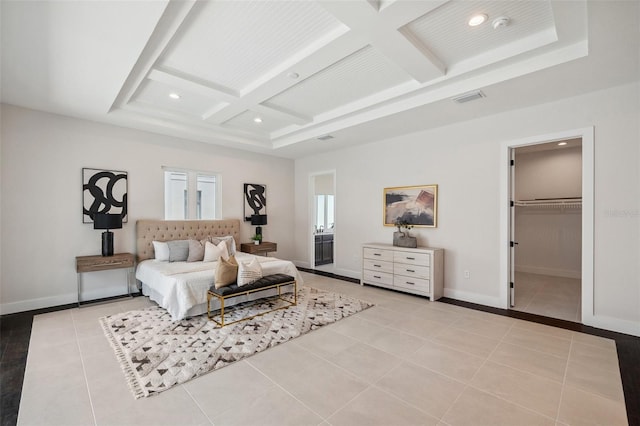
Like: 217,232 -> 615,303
100,287 -> 373,398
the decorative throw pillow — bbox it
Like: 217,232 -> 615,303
210,236 -> 237,256
187,239 -> 207,262
237,257 -> 263,287
167,240 -> 190,262
152,241 -> 170,261
214,256 -> 238,289
203,240 -> 229,262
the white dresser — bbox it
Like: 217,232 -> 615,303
361,243 -> 444,301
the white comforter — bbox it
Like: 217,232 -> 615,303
135,253 -> 303,320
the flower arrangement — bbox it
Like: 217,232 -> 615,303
394,218 -> 414,235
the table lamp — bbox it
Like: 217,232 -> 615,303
93,213 -> 123,256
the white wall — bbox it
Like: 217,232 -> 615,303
0,105 -> 295,314
294,81 -> 640,336
515,146 -> 582,278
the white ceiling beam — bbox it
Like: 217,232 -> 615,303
205,30 -> 366,125
317,0 -> 445,83
252,104 -> 311,126
148,66 -> 239,103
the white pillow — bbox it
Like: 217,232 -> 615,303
237,257 -> 263,286
152,241 -> 170,262
203,240 -> 230,262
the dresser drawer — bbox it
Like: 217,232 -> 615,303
363,270 -> 393,287
393,251 -> 430,266
394,276 -> 430,293
393,263 -> 430,279
363,247 -> 393,262
363,258 -> 393,274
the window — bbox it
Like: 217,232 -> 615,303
164,168 -> 220,220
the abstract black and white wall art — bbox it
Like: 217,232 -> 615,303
83,168 -> 128,223
243,183 -> 266,221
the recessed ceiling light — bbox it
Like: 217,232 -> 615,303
558,142 -> 568,146
287,72 -> 300,79
253,117 -> 263,124
468,13 -> 488,27
169,93 -> 180,100
317,134 -> 334,141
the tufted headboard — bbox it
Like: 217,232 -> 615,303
136,219 -> 241,262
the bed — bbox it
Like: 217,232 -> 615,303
135,219 -> 302,321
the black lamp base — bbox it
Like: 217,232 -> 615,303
102,231 -> 114,256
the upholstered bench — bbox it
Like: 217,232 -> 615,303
206,273 -> 297,327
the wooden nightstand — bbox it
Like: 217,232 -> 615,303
240,241 -> 277,256
76,252 -> 135,306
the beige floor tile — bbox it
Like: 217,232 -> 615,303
470,361 -> 562,419
355,305 -> 413,326
328,315 -> 387,342
569,341 -> 620,372
92,383 -> 210,426
184,360 -> 277,419
269,357 -> 368,418
512,319 -> 574,340
28,323 -> 78,351
432,327 -> 501,358
406,341 -> 485,382
376,361 -> 465,419
294,327 -> 359,359
489,342 -> 567,382
374,296 -> 426,315
328,387 -> 440,426
246,338 -> 323,382
564,360 -> 625,402
502,326 -> 572,358
359,326 -> 426,358
558,386 -> 628,426
571,332 -> 616,350
211,384 -> 323,426
327,342 -> 402,384
441,387 -> 555,426
17,381 -> 94,426
387,316 -> 445,340
448,316 -> 513,340
24,339 -> 82,373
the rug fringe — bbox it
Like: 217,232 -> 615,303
99,316 -> 147,399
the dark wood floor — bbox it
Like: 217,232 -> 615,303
1,276 -> 639,426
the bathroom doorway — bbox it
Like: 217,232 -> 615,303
311,172 -> 335,271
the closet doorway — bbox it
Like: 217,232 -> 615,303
510,138 -> 583,322
310,172 -> 335,272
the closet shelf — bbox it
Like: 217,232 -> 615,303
515,198 -> 582,209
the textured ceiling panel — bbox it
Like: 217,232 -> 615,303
404,0 -> 556,66
264,46 -> 412,117
132,79 -> 222,117
222,110 -> 291,135
159,0 -> 345,93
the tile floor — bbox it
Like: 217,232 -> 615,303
512,272 -> 582,322
18,272 -> 628,426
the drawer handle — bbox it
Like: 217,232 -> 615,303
406,269 -> 415,273
405,281 -> 415,285
373,264 -> 381,268
374,275 -> 381,279
373,253 -> 381,256
406,257 -> 415,260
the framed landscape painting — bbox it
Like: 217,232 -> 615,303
384,184 -> 438,227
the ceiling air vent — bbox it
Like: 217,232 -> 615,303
317,134 -> 334,141
452,90 -> 486,104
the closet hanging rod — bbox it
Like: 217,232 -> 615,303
514,198 -> 582,208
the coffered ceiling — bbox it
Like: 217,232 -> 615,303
1,1 -> 638,158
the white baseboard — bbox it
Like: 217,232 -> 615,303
0,286 -> 132,315
515,265 -> 581,279
583,313 -> 640,337
443,288 -> 506,309
0,293 -> 77,315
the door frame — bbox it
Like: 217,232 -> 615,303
499,127 -> 594,324
308,170 -> 337,270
